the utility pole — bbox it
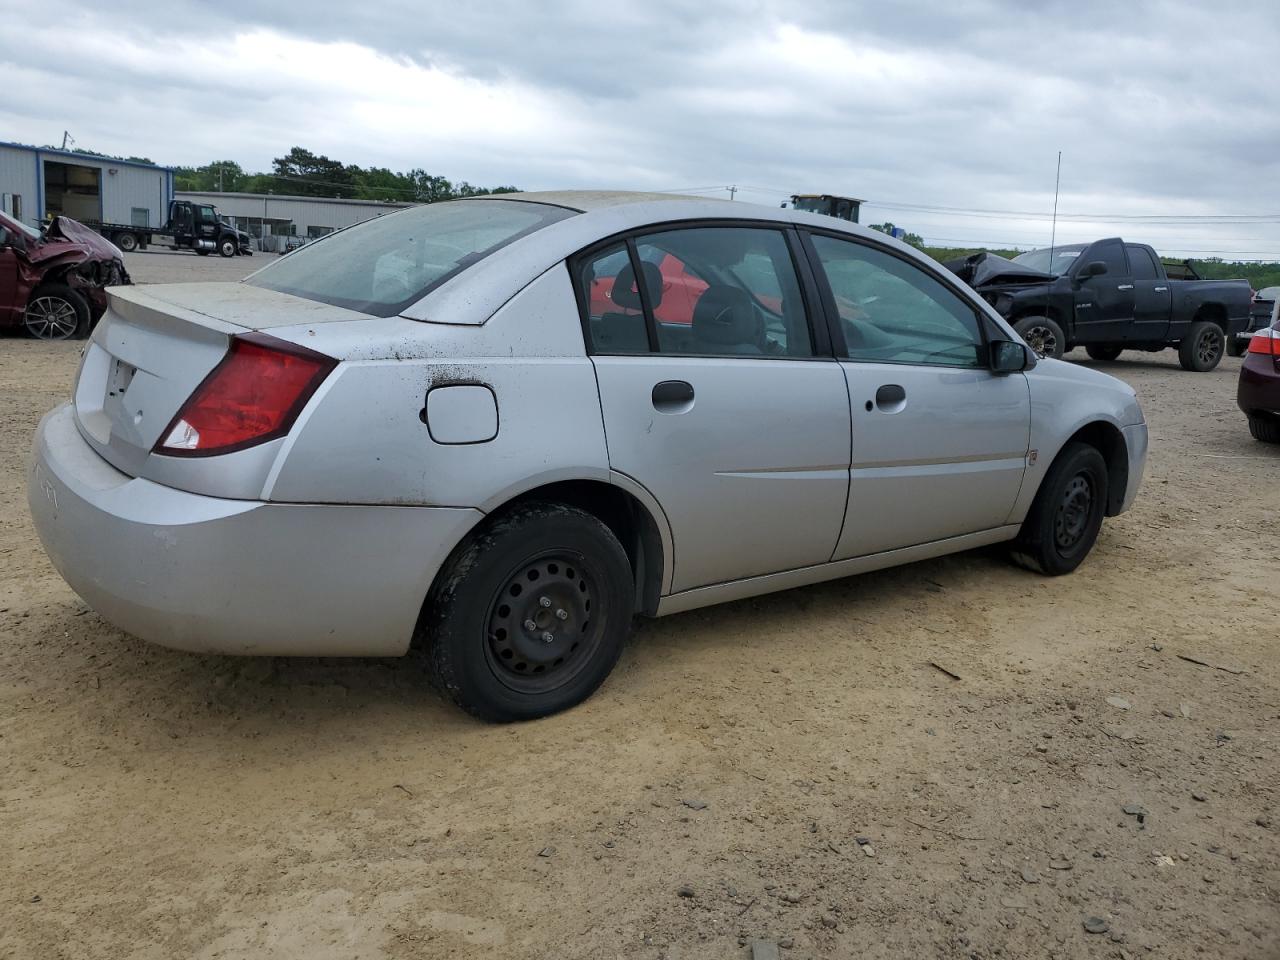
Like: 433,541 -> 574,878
728,185 -> 737,201
60,130 -> 74,150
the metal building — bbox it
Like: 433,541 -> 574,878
0,141 -> 175,230
176,191 -> 414,244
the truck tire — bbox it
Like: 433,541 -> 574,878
218,237 -> 237,258
114,231 -> 139,253
421,502 -> 635,722
1085,345 -> 1122,362
1012,316 -> 1066,359
23,284 -> 90,340
1010,442 -> 1108,576
1247,413 -> 1280,444
1178,321 -> 1225,372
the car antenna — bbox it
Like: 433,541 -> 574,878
1047,150 -> 1062,345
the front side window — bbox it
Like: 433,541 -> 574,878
1084,239 -> 1128,279
810,234 -> 984,368
248,199 -> 575,317
198,205 -> 217,225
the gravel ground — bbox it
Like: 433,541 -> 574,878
120,248 -> 263,284
1,272 -> 1277,959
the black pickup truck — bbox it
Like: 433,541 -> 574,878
945,238 -> 1252,371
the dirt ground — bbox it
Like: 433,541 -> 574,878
2,255 -> 1277,959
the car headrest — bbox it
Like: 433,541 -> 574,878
611,260 -> 663,310
692,285 -> 759,346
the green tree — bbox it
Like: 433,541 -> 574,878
868,222 -> 924,247
271,147 -> 356,197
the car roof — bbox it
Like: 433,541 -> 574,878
481,190 -> 732,213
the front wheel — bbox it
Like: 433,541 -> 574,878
24,284 -> 90,340
218,237 -> 237,258
1013,316 -> 1066,360
1011,442 -> 1109,576
1178,321 -> 1225,372
421,502 -> 635,722
1085,345 -> 1123,362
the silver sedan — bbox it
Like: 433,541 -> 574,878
29,192 -> 1148,720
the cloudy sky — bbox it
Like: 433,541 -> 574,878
3,0 -> 1278,257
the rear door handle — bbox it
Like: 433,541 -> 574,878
1117,284 -> 1135,290
1154,286 -> 1168,292
870,383 -> 906,412
652,379 -> 694,412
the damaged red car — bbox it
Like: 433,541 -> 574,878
0,210 -> 131,340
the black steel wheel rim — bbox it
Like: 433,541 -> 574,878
1024,324 -> 1057,357
484,552 -> 603,694
1197,327 -> 1222,366
1054,473 -> 1093,551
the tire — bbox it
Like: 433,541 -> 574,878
23,284 -> 90,340
1085,345 -> 1122,362
114,231 -> 139,253
1013,316 -> 1066,360
1247,413 -> 1280,444
1011,442 -> 1108,576
421,502 -> 635,722
1178,320 -> 1225,372
218,237 -> 237,258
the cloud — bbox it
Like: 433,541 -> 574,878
1,0 -> 1277,256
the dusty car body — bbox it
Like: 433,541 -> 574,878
0,211 -> 131,339
1238,319 -> 1280,442
29,191 -> 1148,721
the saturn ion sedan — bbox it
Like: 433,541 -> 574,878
29,192 -> 1149,720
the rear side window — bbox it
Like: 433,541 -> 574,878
577,226 -> 814,358
248,199 -> 576,317
1127,245 -> 1159,280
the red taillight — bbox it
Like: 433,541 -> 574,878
154,333 -> 336,457
1247,328 -> 1279,356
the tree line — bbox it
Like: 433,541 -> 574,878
173,147 -> 519,203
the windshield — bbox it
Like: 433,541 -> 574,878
0,210 -> 41,243
247,199 -> 576,316
1012,244 -> 1087,276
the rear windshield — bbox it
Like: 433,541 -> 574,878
246,199 -> 576,316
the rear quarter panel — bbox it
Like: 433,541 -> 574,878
267,264 -> 611,509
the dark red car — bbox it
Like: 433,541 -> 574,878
1238,320 -> 1280,443
0,210 -> 130,339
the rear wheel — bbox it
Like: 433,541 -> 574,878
218,237 -> 237,258
1013,316 -> 1066,359
114,231 -> 139,253
1085,345 -> 1122,362
1011,442 -> 1108,576
1247,413 -> 1280,444
1178,320 -> 1224,371
421,502 -> 634,721
23,284 -> 89,340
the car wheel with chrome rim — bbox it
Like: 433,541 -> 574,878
24,285 -> 89,340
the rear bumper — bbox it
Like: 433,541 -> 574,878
1237,354 -> 1280,415
29,403 -> 482,656
1119,422 -> 1148,514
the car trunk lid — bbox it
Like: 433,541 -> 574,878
73,283 -> 362,479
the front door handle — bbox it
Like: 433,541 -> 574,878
1117,283 -> 1135,290
652,379 -> 694,412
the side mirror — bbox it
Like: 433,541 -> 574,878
990,339 -> 1033,373
1079,260 -> 1108,280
